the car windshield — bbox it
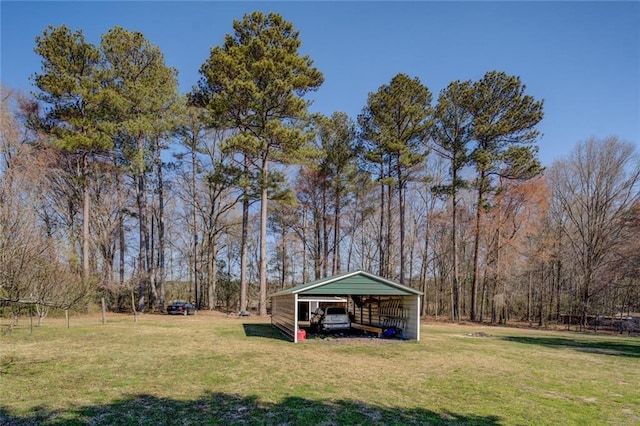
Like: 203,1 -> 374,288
326,307 -> 346,315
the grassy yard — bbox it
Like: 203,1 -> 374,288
1,312 -> 638,425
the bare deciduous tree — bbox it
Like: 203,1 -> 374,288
548,137 -> 640,329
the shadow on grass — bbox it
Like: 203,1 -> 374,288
500,335 -> 640,358
0,392 -> 501,425
242,323 -> 290,341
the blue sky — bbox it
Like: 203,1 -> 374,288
1,1 -> 639,166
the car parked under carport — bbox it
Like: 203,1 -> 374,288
310,305 -> 351,332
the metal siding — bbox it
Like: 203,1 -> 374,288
400,295 -> 420,340
271,294 -> 295,341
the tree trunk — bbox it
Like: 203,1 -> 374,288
378,163 -> 385,277
119,208 -> 125,287
470,172 -> 486,321
479,269 -> 487,323
494,224 -> 502,324
538,264 -> 545,327
333,185 -> 341,275
209,236 -> 218,310
581,265 -> 593,331
408,216 -> 416,287
82,154 -> 90,282
301,210 -> 309,283
239,157 -> 249,313
322,184 -> 329,278
419,182 -> 432,317
450,265 -> 456,322
386,182 -> 393,278
398,164 -> 405,284
314,201 -> 322,280
149,203 -> 159,310
346,208 -> 354,272
280,227 -> 286,289
116,155 -> 125,289
451,163 -> 460,321
136,170 -> 148,313
191,140 -> 199,309
555,260 -> 561,323
527,269 -> 532,325
157,142 -> 166,312
259,157 -> 268,316
131,290 -> 138,323
420,232 -> 429,317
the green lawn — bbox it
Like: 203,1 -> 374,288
1,312 -> 638,425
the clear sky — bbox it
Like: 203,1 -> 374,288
1,1 -> 639,166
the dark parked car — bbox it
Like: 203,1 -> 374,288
167,301 -> 196,315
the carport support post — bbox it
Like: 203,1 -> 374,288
294,294 -> 299,343
416,296 -> 421,341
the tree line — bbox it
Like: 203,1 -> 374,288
1,12 -> 638,330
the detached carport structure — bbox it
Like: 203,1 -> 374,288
270,270 -> 422,342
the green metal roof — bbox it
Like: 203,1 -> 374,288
270,270 -> 422,297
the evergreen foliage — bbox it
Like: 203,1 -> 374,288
192,12 -> 323,315
4,13 -> 636,325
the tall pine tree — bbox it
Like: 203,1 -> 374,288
193,12 -> 323,315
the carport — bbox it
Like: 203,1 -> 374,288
270,270 -> 422,342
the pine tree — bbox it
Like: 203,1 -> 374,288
193,12 -> 323,314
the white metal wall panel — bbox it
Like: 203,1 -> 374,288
401,295 -> 420,341
271,294 -> 296,341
